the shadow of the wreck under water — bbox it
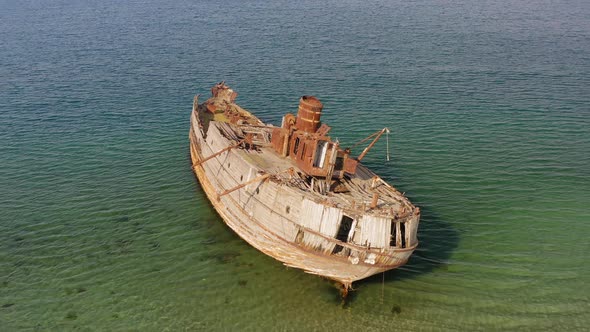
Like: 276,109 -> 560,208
348,204 -> 460,301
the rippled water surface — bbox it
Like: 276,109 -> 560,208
1,0 -> 589,330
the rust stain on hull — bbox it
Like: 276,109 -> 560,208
189,82 -> 420,293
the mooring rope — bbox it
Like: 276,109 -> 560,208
381,271 -> 385,304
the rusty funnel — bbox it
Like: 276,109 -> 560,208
296,96 -> 323,133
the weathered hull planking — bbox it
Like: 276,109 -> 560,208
189,83 -> 420,291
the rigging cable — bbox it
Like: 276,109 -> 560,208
386,128 -> 390,161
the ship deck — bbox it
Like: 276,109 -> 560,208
202,103 -> 415,221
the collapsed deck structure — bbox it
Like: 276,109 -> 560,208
189,82 -> 420,293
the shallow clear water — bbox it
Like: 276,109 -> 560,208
1,0 -> 589,330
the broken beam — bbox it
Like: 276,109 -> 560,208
192,140 -> 243,167
217,173 -> 271,200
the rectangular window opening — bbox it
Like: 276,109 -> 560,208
313,140 -> 329,168
400,222 -> 406,248
390,221 -> 397,247
332,215 -> 354,254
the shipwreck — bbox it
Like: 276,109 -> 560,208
189,82 -> 420,295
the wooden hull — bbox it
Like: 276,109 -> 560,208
189,103 -> 420,289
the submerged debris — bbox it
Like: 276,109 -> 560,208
116,216 -> 130,223
65,311 -> 78,320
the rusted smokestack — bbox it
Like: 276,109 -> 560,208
296,96 -> 323,133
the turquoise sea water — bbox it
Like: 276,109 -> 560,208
1,0 -> 589,330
